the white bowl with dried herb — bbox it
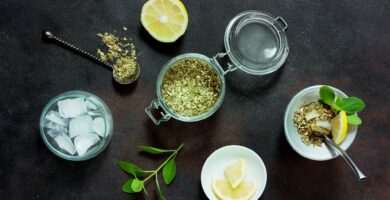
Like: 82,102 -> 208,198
284,85 -> 365,161
145,53 -> 226,125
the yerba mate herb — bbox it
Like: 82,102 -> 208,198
161,58 -> 221,117
97,32 -> 138,84
294,101 -> 335,146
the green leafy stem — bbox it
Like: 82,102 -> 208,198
320,85 -> 365,125
118,143 -> 184,199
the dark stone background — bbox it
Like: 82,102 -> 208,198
0,0 -> 389,199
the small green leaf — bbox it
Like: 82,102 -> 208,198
131,179 -> 144,192
139,146 -> 172,154
122,179 -> 137,193
118,161 -> 144,177
333,96 -> 344,111
162,159 -> 176,185
347,114 -> 362,125
340,97 -> 365,113
320,86 -> 335,106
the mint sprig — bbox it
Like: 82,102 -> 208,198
320,86 -> 365,125
118,143 -> 184,199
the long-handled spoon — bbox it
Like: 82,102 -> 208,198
43,31 -> 139,84
323,136 -> 367,181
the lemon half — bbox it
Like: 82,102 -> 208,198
141,0 -> 188,43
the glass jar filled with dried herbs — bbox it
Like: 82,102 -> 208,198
145,53 -> 226,125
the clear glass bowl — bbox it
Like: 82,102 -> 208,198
39,90 -> 114,161
284,85 -> 358,161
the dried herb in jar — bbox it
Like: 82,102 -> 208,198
161,58 -> 221,117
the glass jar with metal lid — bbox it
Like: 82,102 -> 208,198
145,10 -> 289,125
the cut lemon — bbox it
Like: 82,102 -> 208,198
141,0 -> 188,43
225,159 -> 246,189
331,111 -> 348,144
212,179 -> 257,200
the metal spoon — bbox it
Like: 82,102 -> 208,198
323,136 -> 367,181
43,31 -> 139,84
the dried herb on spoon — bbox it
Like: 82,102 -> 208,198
97,32 -> 139,84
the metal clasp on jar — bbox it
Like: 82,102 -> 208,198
145,99 -> 171,125
212,52 -> 238,75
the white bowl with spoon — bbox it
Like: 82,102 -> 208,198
283,85 -> 358,161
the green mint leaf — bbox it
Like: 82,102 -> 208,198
340,97 -> 365,113
347,114 -> 362,125
333,96 -> 344,111
118,161 -> 144,177
162,159 -> 176,185
139,146 -> 172,154
122,179 -> 138,193
131,179 -> 144,192
320,86 -> 335,106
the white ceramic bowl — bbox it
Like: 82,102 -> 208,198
201,145 -> 267,199
284,85 -> 358,161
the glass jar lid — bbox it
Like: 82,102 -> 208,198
224,10 -> 289,75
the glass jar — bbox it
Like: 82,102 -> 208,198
224,10 -> 289,75
146,10 -> 289,125
145,53 -> 226,125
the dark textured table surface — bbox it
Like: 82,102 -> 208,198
1,0 -> 389,199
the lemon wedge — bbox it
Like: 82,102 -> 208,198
141,0 -> 188,43
331,111 -> 348,144
212,179 -> 257,200
225,159 -> 246,189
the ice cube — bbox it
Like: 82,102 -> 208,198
58,98 -> 87,118
87,109 -> 102,117
45,110 -> 67,126
44,121 -> 67,133
305,110 -> 320,121
316,120 -> 332,130
85,97 -> 98,110
92,117 -> 105,137
53,132 -> 76,155
74,133 -> 100,156
68,115 -> 93,138
47,129 -> 61,138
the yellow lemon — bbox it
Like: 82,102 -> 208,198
224,159 -> 246,189
212,179 -> 257,200
141,0 -> 188,43
331,111 -> 348,144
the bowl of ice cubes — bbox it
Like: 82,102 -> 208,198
39,90 -> 113,161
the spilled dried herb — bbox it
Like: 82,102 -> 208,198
97,32 -> 138,84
